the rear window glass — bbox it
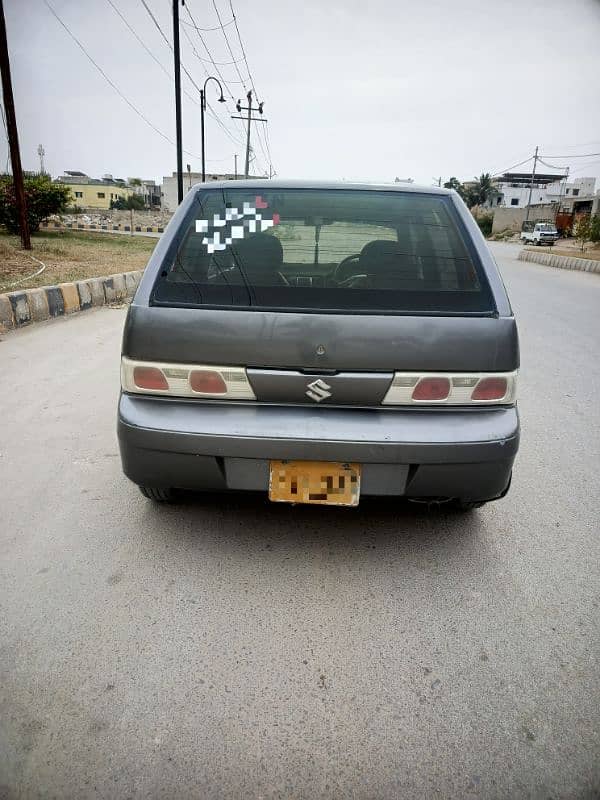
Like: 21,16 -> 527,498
151,188 -> 495,314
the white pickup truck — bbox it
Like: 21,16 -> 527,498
520,221 -> 558,246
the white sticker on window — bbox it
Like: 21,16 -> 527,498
195,196 -> 280,254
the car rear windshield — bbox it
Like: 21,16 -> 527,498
151,188 -> 495,314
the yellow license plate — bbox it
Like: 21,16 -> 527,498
269,460 -> 361,506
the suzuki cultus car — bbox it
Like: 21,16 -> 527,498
118,181 -> 519,510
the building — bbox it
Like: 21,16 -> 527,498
161,172 -> 265,213
130,178 -> 161,209
492,172 -> 595,209
55,171 -> 136,210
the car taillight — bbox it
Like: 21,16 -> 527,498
121,357 -> 256,400
133,366 -> 169,391
412,377 -> 451,402
471,377 -> 507,401
190,370 -> 227,394
382,371 -> 517,405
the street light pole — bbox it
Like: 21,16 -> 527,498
200,76 -> 226,183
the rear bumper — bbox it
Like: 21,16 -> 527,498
117,394 -> 520,502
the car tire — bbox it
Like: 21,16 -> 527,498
453,499 -> 487,512
139,486 -> 175,503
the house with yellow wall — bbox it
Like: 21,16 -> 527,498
55,171 -> 136,210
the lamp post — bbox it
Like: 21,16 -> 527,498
200,76 -> 226,183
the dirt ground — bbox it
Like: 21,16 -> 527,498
0,230 -> 157,292
530,241 -> 600,261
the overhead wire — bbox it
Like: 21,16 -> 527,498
541,152 -> 600,159
139,0 -> 245,150
43,0 -> 202,159
491,155 -> 533,177
187,0 -> 272,173
227,0 -> 273,172
183,1 -> 267,171
211,0 -> 250,88
537,158 -> 568,172
106,0 -> 199,107
180,16 -> 235,32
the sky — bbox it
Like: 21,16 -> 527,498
3,0 -> 600,188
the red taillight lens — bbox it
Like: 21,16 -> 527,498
412,377 -> 451,401
133,366 -> 169,390
472,377 -> 508,401
189,370 -> 227,394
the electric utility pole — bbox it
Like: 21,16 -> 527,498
232,91 -> 267,178
37,144 -> 45,174
172,0 -> 183,204
525,145 -> 539,222
0,0 -> 30,248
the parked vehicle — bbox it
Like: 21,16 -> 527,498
118,181 -> 520,511
520,220 -> 558,246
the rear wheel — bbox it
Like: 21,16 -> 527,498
139,486 -> 175,503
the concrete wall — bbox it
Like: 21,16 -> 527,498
491,204 -> 558,233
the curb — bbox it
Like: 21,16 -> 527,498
40,221 -> 164,234
518,248 -> 600,274
0,269 -> 142,333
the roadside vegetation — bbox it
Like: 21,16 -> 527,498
0,230 -> 156,292
0,173 -> 71,234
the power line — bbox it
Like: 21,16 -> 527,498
180,16 -> 235,32
178,23 -> 245,149
228,0 -> 259,100
183,1 -> 270,174
182,2 -> 263,165
183,2 -> 243,96
211,0 -> 248,88
43,0 -> 202,159
106,0 -> 200,107
139,0 -> 245,150
227,0 -> 273,171
542,152 -> 600,159
491,155 -> 533,177
537,157 -> 568,172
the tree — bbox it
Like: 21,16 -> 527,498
129,177 -> 142,187
443,176 -> 465,198
589,213 -> 600,243
111,193 -> 146,234
0,173 -> 71,234
573,215 -> 592,251
466,173 -> 495,208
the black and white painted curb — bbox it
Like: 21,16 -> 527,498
518,248 -> 600,274
0,270 -> 142,332
40,221 -> 164,234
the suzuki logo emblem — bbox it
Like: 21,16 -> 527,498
306,378 -> 332,402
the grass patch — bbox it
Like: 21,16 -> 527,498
0,230 -> 157,292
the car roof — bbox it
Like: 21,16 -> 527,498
191,178 -> 454,196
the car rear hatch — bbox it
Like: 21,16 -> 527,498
124,185 -> 518,409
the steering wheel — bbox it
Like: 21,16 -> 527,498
333,254 -> 361,283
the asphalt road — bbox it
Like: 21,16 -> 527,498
1,243 -> 599,799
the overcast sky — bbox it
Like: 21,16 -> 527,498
4,0 -> 600,188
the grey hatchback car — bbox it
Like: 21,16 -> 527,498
118,180 -> 519,510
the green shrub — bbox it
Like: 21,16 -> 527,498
0,173 -> 71,234
589,214 -> 600,243
474,212 -> 494,237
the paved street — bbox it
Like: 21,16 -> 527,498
1,243 -> 599,799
